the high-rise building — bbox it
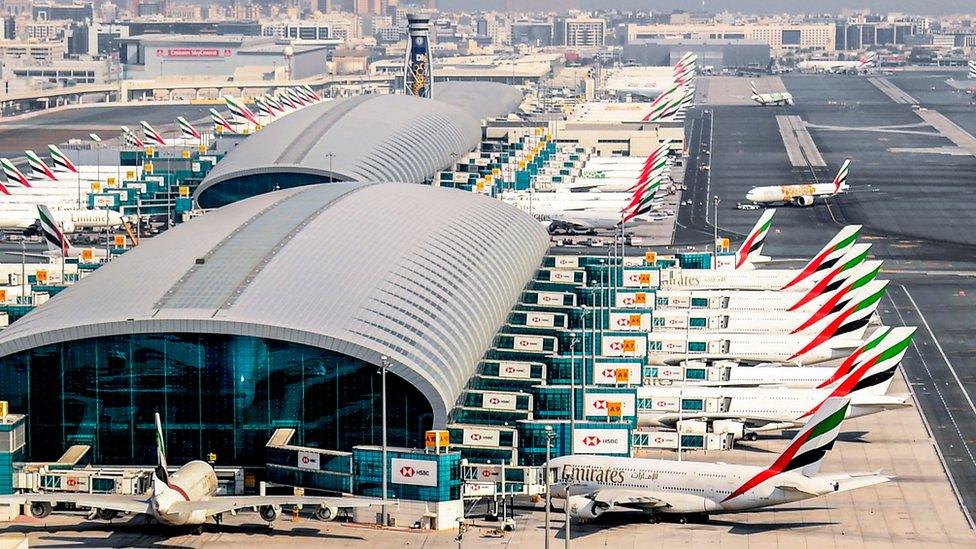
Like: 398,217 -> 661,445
555,16 -> 606,47
404,14 -> 432,98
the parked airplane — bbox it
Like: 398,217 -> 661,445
636,326 -> 909,436
750,81 -> 794,106
658,236 -> 868,293
970,60 -> 976,79
210,109 -> 237,134
224,95 -> 260,126
0,413 -> 377,533
746,159 -> 851,206
646,283 -> 885,366
141,121 -> 167,146
542,178 -> 666,234
645,326 -> 915,390
552,397 -> 890,523
178,116 -> 202,141
0,202 -> 123,232
655,259 -> 882,314
651,280 -> 887,335
120,125 -> 145,148
797,52 -> 877,73
34,204 -> 112,260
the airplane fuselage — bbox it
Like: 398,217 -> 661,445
746,183 -> 843,206
152,461 -> 219,526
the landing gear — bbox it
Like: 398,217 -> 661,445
744,432 -> 759,442
213,513 -> 223,525
648,515 -> 661,524
677,516 -> 688,525
191,525 -> 204,535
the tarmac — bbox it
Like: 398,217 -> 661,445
675,72 -> 976,538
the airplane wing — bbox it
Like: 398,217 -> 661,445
0,493 -> 152,515
590,488 -> 671,511
653,412 -> 798,430
168,495 -> 379,517
823,472 -> 892,493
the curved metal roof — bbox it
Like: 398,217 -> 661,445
0,183 -> 549,426
195,83 -> 522,208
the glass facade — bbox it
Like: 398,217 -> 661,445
0,334 -> 433,467
196,173 -> 338,209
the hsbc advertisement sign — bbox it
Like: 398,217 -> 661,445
548,270 -> 578,283
536,292 -> 565,306
462,427 -> 501,447
602,335 -> 647,357
497,361 -> 532,379
482,391 -> 518,411
572,428 -> 630,454
513,335 -> 544,352
608,312 -> 650,331
553,256 -> 579,269
623,269 -> 660,288
525,312 -> 556,328
585,393 -> 637,418
616,292 -> 650,309
392,458 -> 438,487
297,450 -> 320,471
593,362 -> 642,385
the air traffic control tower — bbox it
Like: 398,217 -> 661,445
404,14 -> 433,98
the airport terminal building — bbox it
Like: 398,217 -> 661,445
0,183 -> 549,465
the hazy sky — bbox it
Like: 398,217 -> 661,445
433,0 -> 974,16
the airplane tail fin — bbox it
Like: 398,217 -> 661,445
1,157 -> 32,187
788,278 -> 888,362
782,225 -> 862,289
120,125 -> 144,148
750,81 -> 759,96
25,150 -> 58,181
177,116 -> 201,140
154,412 -> 169,484
816,326 -> 916,390
723,396 -> 850,501
969,60 -> 976,79
224,95 -> 259,125
37,204 -> 70,257
140,121 -> 166,146
832,159 -> 851,193
790,259 -> 882,322
210,108 -> 237,134
734,209 -> 776,269
48,144 -> 79,174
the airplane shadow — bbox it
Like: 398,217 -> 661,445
836,431 -> 871,443
5,518 -> 365,548
707,518 -> 837,535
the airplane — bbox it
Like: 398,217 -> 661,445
551,396 -> 891,523
746,159 -> 851,207
797,52 -> 877,74
654,259 -> 882,314
34,204 -> 112,260
970,60 -> 976,79
645,326 -> 915,390
646,283 -> 885,366
541,178 -> 666,234
650,280 -> 888,335
636,326 -> 910,437
750,81 -> 794,106
658,233 -> 868,293
0,201 -> 123,233
0,413 -> 377,534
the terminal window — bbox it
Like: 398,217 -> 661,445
782,30 -> 802,45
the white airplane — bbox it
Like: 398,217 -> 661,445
551,396 -> 890,523
0,204 -> 123,232
659,232 -> 868,293
32,204 -> 114,261
746,159 -> 851,207
646,284 -> 885,366
651,279 -> 887,335
636,329 -> 910,436
655,259 -> 882,314
0,413 -> 377,533
543,178 -> 665,234
797,52 -> 877,74
750,81 -> 794,106
645,326 -> 915,390
0,158 -> 80,207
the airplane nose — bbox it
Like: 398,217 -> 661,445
746,190 -> 756,201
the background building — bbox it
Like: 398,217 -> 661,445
627,21 -> 835,54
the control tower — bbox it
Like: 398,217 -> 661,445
404,14 -> 433,98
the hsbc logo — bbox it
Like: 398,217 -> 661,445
592,400 -> 607,410
602,368 -> 615,378
609,342 -> 623,351
582,436 -> 601,446
400,466 -> 430,478
504,367 -> 517,373
656,401 -> 669,407
469,433 -> 483,441
530,317 -> 545,323
615,318 -> 630,327
489,397 -> 502,405
654,436 -> 667,443
622,297 -> 635,305
300,456 -> 312,464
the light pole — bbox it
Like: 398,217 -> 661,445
568,334 -> 577,442
564,487 -> 571,549
325,152 -> 335,181
579,306 -> 587,419
379,355 -> 390,527
713,195 -> 721,259
544,425 -> 556,549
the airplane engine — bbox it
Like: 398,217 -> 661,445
60,221 -> 76,233
29,501 -> 52,519
793,195 -> 814,207
567,495 -> 609,520
96,508 -> 119,520
314,505 -> 339,521
258,504 -> 281,522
